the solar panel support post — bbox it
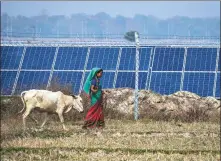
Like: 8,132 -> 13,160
148,47 -> 156,90
213,47 -> 220,97
180,47 -> 188,91
134,32 -> 140,120
47,46 -> 59,89
145,47 -> 154,90
113,47 -> 122,88
11,46 -> 27,95
79,47 -> 91,94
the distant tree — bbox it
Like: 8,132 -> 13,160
1,12 -> 219,38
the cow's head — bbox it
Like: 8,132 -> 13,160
71,95 -> 84,113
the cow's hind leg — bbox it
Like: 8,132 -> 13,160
57,112 -> 68,131
22,107 -> 33,130
40,113 -> 48,128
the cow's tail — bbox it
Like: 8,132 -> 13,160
17,91 -> 27,114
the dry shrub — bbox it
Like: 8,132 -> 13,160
174,100 -> 220,123
104,107 -> 133,120
103,89 -> 134,120
139,100 -> 220,123
1,96 -> 23,119
139,106 -> 172,121
46,77 -> 73,95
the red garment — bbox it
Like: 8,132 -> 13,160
82,98 -> 105,129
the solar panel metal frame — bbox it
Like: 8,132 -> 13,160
213,48 -> 220,98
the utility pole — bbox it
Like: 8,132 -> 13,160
57,21 -> 60,38
39,27 -> 41,38
35,20 -> 37,39
188,24 -> 192,41
143,23 -> 146,35
106,20 -> 108,39
85,20 -> 87,37
10,17 -> 12,38
6,16 -> 9,38
124,31 -> 140,120
70,22 -> 73,38
134,32 -> 140,120
168,23 -> 170,38
81,20 -> 84,38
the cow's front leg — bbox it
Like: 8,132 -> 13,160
57,111 -> 68,131
40,113 -> 48,128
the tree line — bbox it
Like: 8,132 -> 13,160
1,12 -> 220,38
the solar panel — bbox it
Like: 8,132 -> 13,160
139,48 -> 151,71
119,48 -> 136,70
116,72 -> 135,88
86,47 -> 119,70
100,72 -> 115,89
185,48 -> 217,71
0,71 -> 17,95
55,47 -> 88,70
22,47 -> 56,70
183,72 -> 215,97
1,46 -> 24,69
52,71 -> 83,94
1,45 -> 220,98
14,71 -> 50,95
152,47 -> 185,71
138,72 -> 148,89
149,72 -> 182,95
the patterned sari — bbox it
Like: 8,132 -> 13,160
82,68 -> 105,129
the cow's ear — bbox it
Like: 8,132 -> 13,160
71,94 -> 77,99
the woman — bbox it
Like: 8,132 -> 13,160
82,67 -> 105,130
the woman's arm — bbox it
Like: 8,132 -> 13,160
90,85 -> 98,93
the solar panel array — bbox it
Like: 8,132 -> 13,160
1,46 -> 220,98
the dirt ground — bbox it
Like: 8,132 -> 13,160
1,116 -> 220,161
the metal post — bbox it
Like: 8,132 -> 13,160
11,46 -> 27,95
148,47 -> 156,90
79,47 -> 91,93
145,47 -> 153,90
134,32 -> 140,120
213,48 -> 220,97
47,46 -> 59,89
180,47 -> 187,91
113,47 -> 122,88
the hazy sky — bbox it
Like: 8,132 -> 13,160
2,1 -> 220,19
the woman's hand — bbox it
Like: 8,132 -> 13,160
91,85 -> 98,93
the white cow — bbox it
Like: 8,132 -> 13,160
19,89 -> 84,130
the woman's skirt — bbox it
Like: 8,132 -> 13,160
82,93 -> 105,129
